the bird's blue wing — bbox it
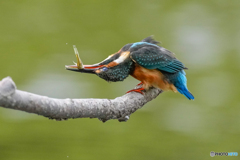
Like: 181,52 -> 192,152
130,46 -> 185,73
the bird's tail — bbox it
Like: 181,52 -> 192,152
174,70 -> 194,100
176,86 -> 194,100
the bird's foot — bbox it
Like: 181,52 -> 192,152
136,82 -> 143,86
126,88 -> 145,95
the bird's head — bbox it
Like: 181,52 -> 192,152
65,45 -> 134,82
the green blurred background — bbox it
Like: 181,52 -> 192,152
0,0 -> 239,159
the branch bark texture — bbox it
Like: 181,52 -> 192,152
0,77 -> 162,122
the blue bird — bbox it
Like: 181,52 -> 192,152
65,36 -> 194,100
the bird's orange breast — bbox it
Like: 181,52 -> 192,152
131,64 -> 177,92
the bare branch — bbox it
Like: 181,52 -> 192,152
0,77 -> 162,122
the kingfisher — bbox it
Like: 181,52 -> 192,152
65,36 -> 194,100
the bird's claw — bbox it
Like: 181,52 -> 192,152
126,88 -> 145,95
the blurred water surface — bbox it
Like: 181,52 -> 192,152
0,0 -> 240,160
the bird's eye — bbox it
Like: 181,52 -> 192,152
102,67 -> 108,72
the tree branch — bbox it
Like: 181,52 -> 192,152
0,77 -> 162,122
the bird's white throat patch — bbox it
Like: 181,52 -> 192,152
114,51 -> 130,64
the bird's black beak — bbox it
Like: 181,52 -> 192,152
65,45 -> 106,74
65,65 -> 96,74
